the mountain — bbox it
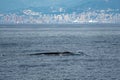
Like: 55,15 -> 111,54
0,0 -> 120,14
0,0 -> 120,24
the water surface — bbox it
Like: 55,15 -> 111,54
0,24 -> 120,80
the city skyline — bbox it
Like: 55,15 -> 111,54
0,0 -> 120,24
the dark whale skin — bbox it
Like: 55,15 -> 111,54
29,51 -> 74,56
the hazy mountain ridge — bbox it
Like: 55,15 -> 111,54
0,0 -> 120,14
0,0 -> 120,24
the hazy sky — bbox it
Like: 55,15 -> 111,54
0,0 -> 120,12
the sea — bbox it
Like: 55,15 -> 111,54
0,24 -> 120,80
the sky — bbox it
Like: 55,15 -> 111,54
0,0 -> 120,13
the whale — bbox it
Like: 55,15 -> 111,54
29,51 -> 88,56
29,51 -> 74,56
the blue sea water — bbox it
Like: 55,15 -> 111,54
0,24 -> 120,80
